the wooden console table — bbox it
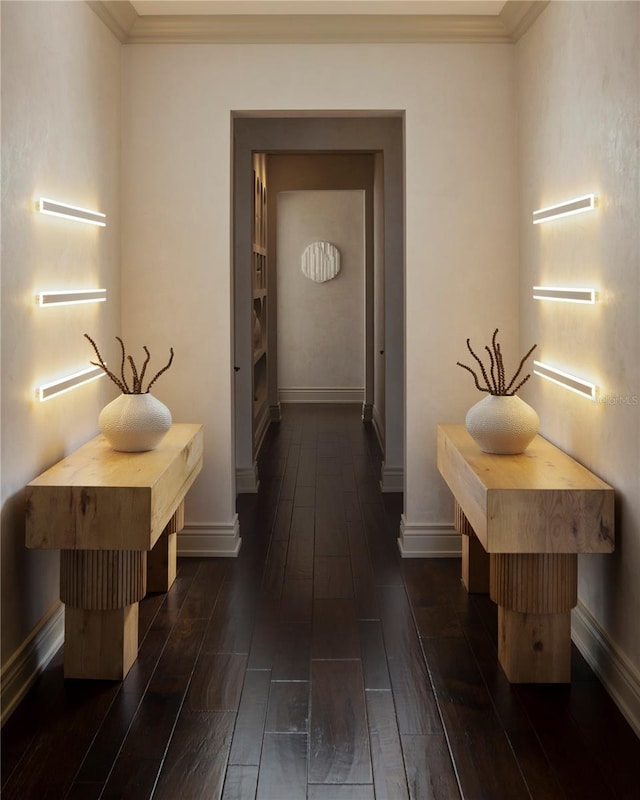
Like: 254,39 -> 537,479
25,424 -> 203,680
437,424 -> 614,683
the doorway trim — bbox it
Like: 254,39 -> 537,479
232,113 -> 405,495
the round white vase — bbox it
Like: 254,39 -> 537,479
465,395 -> 539,455
99,393 -> 172,452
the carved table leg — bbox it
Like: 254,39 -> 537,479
60,550 -> 146,680
454,501 -> 490,593
490,552 -> 577,683
148,501 -> 184,593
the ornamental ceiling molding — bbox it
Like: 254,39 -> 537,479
87,0 -> 549,44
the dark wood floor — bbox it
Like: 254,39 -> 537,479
2,404 -> 639,799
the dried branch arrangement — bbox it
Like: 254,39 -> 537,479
84,334 -> 174,394
456,329 -> 536,396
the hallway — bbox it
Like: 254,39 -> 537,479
2,405 -> 639,799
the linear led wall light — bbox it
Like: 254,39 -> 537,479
36,289 -> 107,307
533,360 -> 598,401
533,286 -> 598,304
36,197 -> 106,227
532,194 -> 596,224
37,365 -> 105,402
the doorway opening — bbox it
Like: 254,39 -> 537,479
232,114 -> 404,496
275,183 -> 366,409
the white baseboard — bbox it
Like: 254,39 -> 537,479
380,463 -> 404,493
236,464 -> 259,494
178,517 -> 242,557
571,601 -> 640,737
279,387 -> 364,404
1,602 -> 64,726
397,515 -> 461,558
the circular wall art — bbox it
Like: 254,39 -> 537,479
301,241 -> 341,283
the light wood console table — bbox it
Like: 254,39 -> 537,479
437,424 -> 614,683
25,424 -> 203,680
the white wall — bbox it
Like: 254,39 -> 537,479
1,0 -> 121,684
517,1 -> 640,710
121,42 -> 518,535
277,190 -> 365,397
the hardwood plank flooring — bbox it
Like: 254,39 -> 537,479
256,733 -> 308,800
366,690 -> 409,800
152,710 -> 235,800
221,766 -> 259,800
265,681 -> 309,733
228,670 -> 271,766
2,404 -> 639,800
358,620 -> 391,691
309,660 -> 372,784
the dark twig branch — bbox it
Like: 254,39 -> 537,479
115,336 -> 131,393
504,343 -> 537,394
128,356 -> 140,393
146,348 -> 174,393
485,346 -> 497,394
84,334 -> 128,393
511,372 -> 533,395
456,330 -> 536,396
490,329 -> 503,394
456,362 -> 491,393
138,347 -> 151,390
465,338 -> 493,393
84,335 -> 174,394
496,342 -> 505,394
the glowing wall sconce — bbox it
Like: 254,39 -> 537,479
532,286 -> 598,304
37,365 -> 105,402
36,289 -> 107,307
532,194 -> 596,224
533,360 -> 598,401
36,197 -> 106,227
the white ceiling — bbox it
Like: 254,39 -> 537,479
130,0 -> 507,16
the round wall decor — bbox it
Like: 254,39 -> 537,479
301,241 -> 341,283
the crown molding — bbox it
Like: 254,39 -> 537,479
87,0 -> 548,44
86,1 -> 138,42
128,14 -> 513,44
500,0 -> 549,41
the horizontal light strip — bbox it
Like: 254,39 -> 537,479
533,360 -> 597,401
36,289 -> 107,307
533,194 -> 596,224
533,286 -> 598,304
36,197 -> 106,227
37,365 -> 105,402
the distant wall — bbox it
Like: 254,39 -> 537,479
277,190 -> 365,398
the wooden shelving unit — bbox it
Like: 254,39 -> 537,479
252,156 -> 269,454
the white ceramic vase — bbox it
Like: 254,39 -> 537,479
99,393 -> 172,452
465,394 -> 539,455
